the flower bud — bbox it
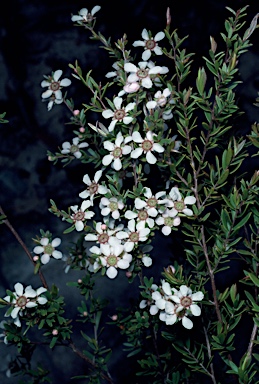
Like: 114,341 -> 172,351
73,109 -> 80,116
52,329 -> 58,336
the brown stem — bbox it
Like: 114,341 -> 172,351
69,341 -> 114,383
0,206 -> 48,289
203,325 -> 217,384
200,225 -> 222,324
247,322 -> 258,358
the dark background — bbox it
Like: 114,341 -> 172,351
0,0 -> 259,383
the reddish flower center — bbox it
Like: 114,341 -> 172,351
73,211 -> 85,221
147,197 -> 157,208
89,182 -> 98,195
137,68 -> 149,79
142,139 -> 153,152
145,39 -> 156,50
113,147 -> 122,158
129,232 -> 139,242
114,109 -> 126,121
180,296 -> 192,308
98,233 -> 109,244
16,296 -> 28,308
138,210 -> 148,221
50,81 -> 60,91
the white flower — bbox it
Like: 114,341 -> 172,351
79,170 -> 108,201
171,285 -> 204,316
102,132 -> 132,170
90,243 -> 132,279
100,197 -> 124,219
41,70 -> 71,108
70,200 -> 95,231
102,97 -> 135,132
116,219 -> 150,252
61,137 -> 89,159
131,130 -> 164,164
0,321 -> 8,344
122,82 -> 140,94
133,28 -> 165,61
124,61 -> 164,89
156,209 -> 181,236
46,96 -> 63,111
33,237 -> 62,264
71,6 -> 101,23
105,62 -> 120,78
3,283 -> 47,327
84,221 -> 123,246
167,187 -> 196,217
147,88 -> 171,109
135,187 -> 167,217
125,208 -> 155,228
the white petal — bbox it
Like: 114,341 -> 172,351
146,151 -> 157,164
133,40 -> 145,47
91,5 -> 101,15
75,221 -> 84,231
156,298 -> 166,310
41,89 -> 53,99
52,238 -> 61,247
162,226 -> 171,236
83,174 -> 91,186
102,109 -> 114,119
14,283 -> 24,296
179,285 -> 189,296
182,208 -> 193,216
191,291 -> 204,301
131,148 -> 143,159
106,266 -> 118,279
113,96 -> 122,109
26,302 -> 37,308
184,196 -> 196,205
164,301 -> 175,314
53,70 -> 62,81
141,28 -> 149,40
101,207 -> 110,216
33,246 -> 44,254
150,305 -> 159,315
165,314 -> 177,325
190,304 -> 201,316
125,210 -> 137,219
122,145 -> 132,155
154,31 -> 165,42
142,50 -> 151,61
146,101 -> 157,110
11,307 -> 20,319
113,158 -> 122,171
127,73 -> 139,83
141,77 -> 152,88
132,131 -> 143,142
135,198 -> 146,209
153,143 -> 164,153
182,316 -> 193,329
71,15 -> 83,22
117,259 -> 130,269
60,78 -> 71,87
162,282 -> 172,296
52,250 -> 62,259
37,297 -> 48,305
102,154 -> 113,166
142,256 -> 152,267
124,63 -> 137,73
36,287 -> 47,295
41,254 -> 50,264
140,300 -> 147,309
103,140 -> 115,151
123,116 -> 133,125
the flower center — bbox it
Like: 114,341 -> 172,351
70,144 -> 79,154
107,255 -> 118,266
89,182 -> 98,195
145,39 -> 156,50
50,81 -> 60,91
147,197 -> 157,208
129,232 -> 139,242
114,109 -> 126,121
73,211 -> 85,221
180,296 -> 192,308
138,210 -> 148,221
142,139 -> 153,152
109,201 -> 118,211
44,244 -> 54,254
113,147 -> 122,158
137,68 -> 149,79
164,217 -> 175,227
174,201 -> 185,211
98,233 -> 109,244
16,296 -> 28,308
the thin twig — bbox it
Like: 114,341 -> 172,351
247,322 -> 258,358
0,206 -> 48,289
203,325 -> 217,384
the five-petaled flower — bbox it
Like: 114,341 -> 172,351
124,61 -> 164,89
41,70 -> 71,110
71,6 -> 101,23
70,200 -> 95,231
116,219 -> 150,252
133,28 -> 165,61
61,137 -> 89,159
167,187 -> 196,217
102,97 -> 136,132
90,243 -> 132,279
100,197 -> 124,220
79,170 -> 108,201
33,237 -> 62,264
131,130 -> 164,164
135,187 -> 167,217
102,132 -> 132,170
3,283 -> 48,327
156,210 -> 181,236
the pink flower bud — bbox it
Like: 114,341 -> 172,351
33,255 -> 39,261
52,329 -> 58,336
111,314 -> 118,321
166,7 -> 171,26
101,224 -> 107,230
79,127 -> 85,133
166,265 -> 176,274
126,271 -> 132,278
123,82 -> 140,93
83,311 -> 88,317
73,109 -> 80,116
78,279 -> 82,284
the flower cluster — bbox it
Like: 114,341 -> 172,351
141,281 -> 204,329
3,283 -> 48,327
